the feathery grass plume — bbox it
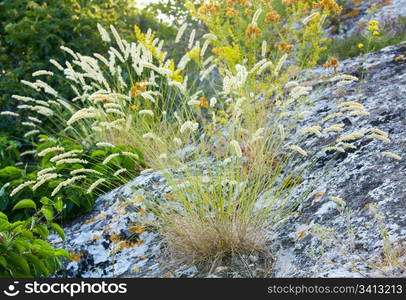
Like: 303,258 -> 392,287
329,196 -> 346,206
289,86 -> 312,100
289,145 -> 308,157
0,111 -> 19,117
96,142 -> 115,148
250,128 -> 265,143
87,178 -> 106,194
97,23 -> 111,42
337,132 -> 364,141
11,95 -> 35,102
366,134 -> 391,143
21,80 -> 39,91
24,129 -> 40,138
139,110 -> 154,117
347,110 -> 370,116
122,151 -> 139,160
180,121 -> 199,134
38,146 -> 64,157
102,153 -> 120,165
367,128 -> 388,137
114,168 -> 127,176
188,29 -> 196,49
20,150 -> 36,157
230,140 -> 242,158
37,167 -> 56,177
252,8 -> 263,25
32,173 -> 59,191
21,122 -> 36,127
140,168 -> 154,174
257,61 -> 273,75
55,158 -> 88,166
337,142 -> 357,149
302,12 -> 319,25
50,150 -> 83,162
70,169 -> 102,176
32,70 -> 53,77
274,53 -> 288,74
51,176 -> 86,196
329,75 -> 359,82
323,123 -> 345,133
200,39 -> 210,57
60,46 -> 77,59
336,80 -> 354,86
300,126 -> 322,137
10,181 -> 35,197
49,59 -> 64,71
28,116 -> 42,123
175,23 -> 188,43
261,40 -> 267,57
381,151 -> 401,160
67,108 -> 98,125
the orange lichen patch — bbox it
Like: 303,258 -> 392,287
352,0 -> 363,6
109,233 -> 122,243
164,193 -> 177,201
297,230 -> 307,240
90,234 -> 102,241
69,251 -> 84,262
394,55 -> 405,62
139,208 -> 146,215
163,272 -> 175,278
333,88 -> 347,96
116,240 -> 142,252
83,213 -> 106,225
130,225 -> 147,235
130,195 -> 143,204
373,0 -> 393,9
343,9 -> 360,19
310,191 -> 326,200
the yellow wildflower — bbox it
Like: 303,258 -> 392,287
357,43 -> 364,49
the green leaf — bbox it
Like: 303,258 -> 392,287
0,256 -> 7,268
7,252 -> 30,275
12,199 -> 37,210
40,206 -> 54,222
0,211 -> 8,221
50,223 -> 65,241
32,224 -> 49,239
26,254 -> 49,277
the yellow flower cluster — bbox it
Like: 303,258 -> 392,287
367,20 -> 380,36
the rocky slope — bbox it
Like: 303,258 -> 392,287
49,42 -> 406,278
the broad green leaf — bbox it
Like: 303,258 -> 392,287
50,223 -> 65,241
12,199 -> 37,211
41,206 -> 54,222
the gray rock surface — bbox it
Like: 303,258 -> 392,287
49,42 -> 406,278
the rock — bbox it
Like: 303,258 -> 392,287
271,41 -> 406,278
50,42 -> 406,278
